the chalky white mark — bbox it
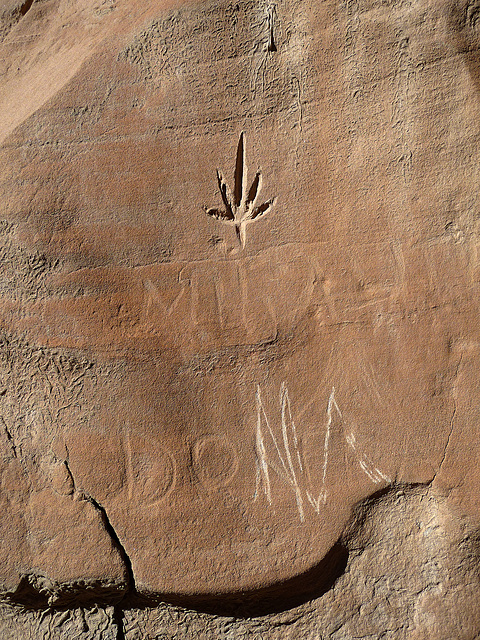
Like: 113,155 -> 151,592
321,388 -> 339,499
254,385 -> 272,504
346,432 -> 391,483
255,384 -> 391,518
306,387 -> 341,512
280,382 -> 304,520
254,383 -> 305,521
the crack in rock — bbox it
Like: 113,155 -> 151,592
432,353 -> 463,484
79,495 -> 134,640
65,457 -> 134,640
80,494 -> 135,593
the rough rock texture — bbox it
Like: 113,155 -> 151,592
1,0 -> 480,636
120,486 -> 480,639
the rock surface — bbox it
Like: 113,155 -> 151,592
1,0 -> 480,636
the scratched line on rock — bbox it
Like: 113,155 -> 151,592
346,432 -> 391,484
306,388 -> 340,514
254,383 -> 391,520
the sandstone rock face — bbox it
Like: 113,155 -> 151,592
1,0 -> 480,636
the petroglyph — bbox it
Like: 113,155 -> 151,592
124,434 -> 176,506
192,436 -> 239,489
266,4 -> 278,52
204,132 -> 276,250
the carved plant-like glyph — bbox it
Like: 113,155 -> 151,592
205,132 -> 276,250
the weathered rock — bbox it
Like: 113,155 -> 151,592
0,604 -> 119,639
121,486 -> 480,639
1,0 -> 480,636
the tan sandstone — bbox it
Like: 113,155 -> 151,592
0,0 -> 480,636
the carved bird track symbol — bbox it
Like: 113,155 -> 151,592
204,132 -> 276,250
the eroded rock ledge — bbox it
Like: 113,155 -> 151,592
2,485 -> 480,639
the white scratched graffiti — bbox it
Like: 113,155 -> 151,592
346,432 -> 391,484
255,383 -> 305,520
254,383 -> 391,520
306,388 -> 340,514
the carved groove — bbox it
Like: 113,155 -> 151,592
205,132 -> 276,250
267,5 -> 277,52
19,0 -> 35,17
